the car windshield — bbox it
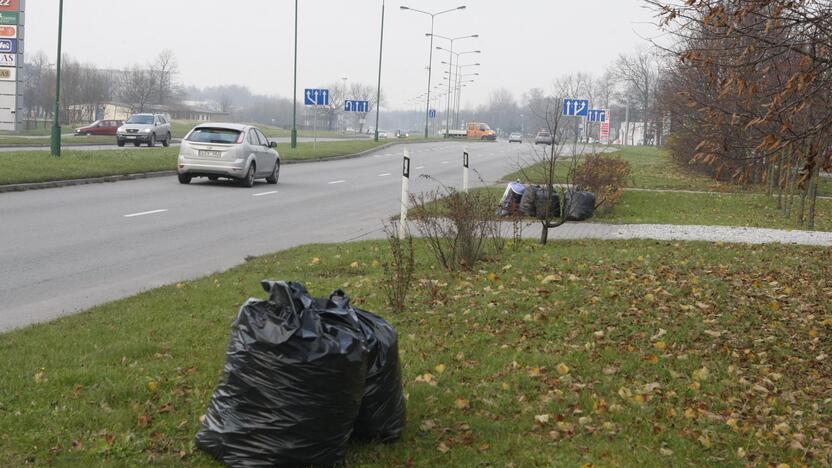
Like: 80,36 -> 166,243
126,115 -> 154,125
187,128 -> 241,144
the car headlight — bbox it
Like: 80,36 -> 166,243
142,128 -> 151,133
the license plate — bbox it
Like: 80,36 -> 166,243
125,135 -> 135,139
199,150 -> 221,158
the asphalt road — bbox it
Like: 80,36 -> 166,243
0,141 -> 596,331
0,136 -> 366,152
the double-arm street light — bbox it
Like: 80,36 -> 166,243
430,33 -> 478,136
437,48 -> 480,127
400,5 -> 466,138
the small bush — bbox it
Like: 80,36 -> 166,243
573,154 -> 632,213
410,188 -> 502,271
380,221 -> 416,314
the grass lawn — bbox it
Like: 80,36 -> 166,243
0,135 -> 116,146
598,190 -> 832,231
0,239 -> 829,466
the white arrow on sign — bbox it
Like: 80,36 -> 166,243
320,90 -> 329,105
575,101 -> 587,115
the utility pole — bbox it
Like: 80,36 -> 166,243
374,0 -> 385,142
50,0 -> 65,157
290,0 -> 298,149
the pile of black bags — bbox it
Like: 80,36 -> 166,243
500,182 -> 596,221
195,281 -> 406,467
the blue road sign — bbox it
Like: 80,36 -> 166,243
587,109 -> 607,123
344,100 -> 370,113
304,88 -> 330,106
562,98 -> 589,117
0,39 -> 17,54
428,109 -> 437,119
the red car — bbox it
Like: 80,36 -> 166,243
74,120 -> 124,136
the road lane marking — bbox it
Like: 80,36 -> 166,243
328,180 -> 346,185
378,173 -> 391,177
124,209 -> 168,218
415,166 -> 424,170
252,191 -> 278,197
441,161 -> 449,164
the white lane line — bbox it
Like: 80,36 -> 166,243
124,209 -> 168,218
441,161 -> 449,164
328,180 -> 346,185
378,173 -> 391,177
252,191 -> 278,197
415,166 -> 424,170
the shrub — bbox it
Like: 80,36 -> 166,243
573,154 -> 632,213
380,221 -> 416,314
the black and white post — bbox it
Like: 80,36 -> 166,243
462,147 -> 469,193
399,149 -> 411,239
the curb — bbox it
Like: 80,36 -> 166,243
0,139 -> 448,193
0,139 -> 184,149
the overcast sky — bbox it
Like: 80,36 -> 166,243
25,0 -> 663,109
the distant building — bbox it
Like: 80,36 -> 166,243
67,102 -> 229,123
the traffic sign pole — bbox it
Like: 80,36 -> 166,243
291,0 -> 298,149
374,0 -> 385,143
400,149 -> 411,239
462,147 -> 469,193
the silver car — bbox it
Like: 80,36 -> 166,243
177,123 -> 280,187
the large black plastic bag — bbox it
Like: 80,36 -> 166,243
195,281 -> 369,467
565,191 -> 597,221
518,185 -> 537,216
328,291 -> 406,442
533,186 -> 561,219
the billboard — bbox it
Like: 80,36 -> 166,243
0,0 -> 20,12
0,11 -> 16,25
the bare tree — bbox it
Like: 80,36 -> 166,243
615,50 -> 660,145
152,50 -> 178,106
120,65 -> 157,113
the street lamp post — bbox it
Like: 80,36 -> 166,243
430,34 -> 477,137
291,0 -> 298,149
374,0 -> 385,142
50,0 -> 65,157
400,5 -> 466,139
438,49 -> 479,127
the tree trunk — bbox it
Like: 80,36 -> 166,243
767,160 -> 775,197
797,183 -> 808,226
775,158 -> 783,209
807,163 -> 820,231
540,223 -> 549,245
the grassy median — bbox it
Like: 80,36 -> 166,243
0,239 -> 829,466
0,141 -> 399,186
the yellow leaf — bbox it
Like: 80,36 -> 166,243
454,398 -> 470,410
501,382 -> 511,391
34,368 -> 48,384
434,364 -> 447,374
631,394 -> 645,405
726,418 -> 739,430
645,293 -> 655,302
654,341 -> 667,351
660,447 -> 673,456
556,421 -> 574,432
527,367 -> 543,378
618,387 -> 632,399
542,274 -> 561,284
556,363 -> 570,376
311,257 -> 321,265
534,414 -> 550,424
736,447 -> 747,458
486,272 -> 497,282
684,408 -> 697,419
147,380 -> 159,393
698,433 -> 711,448
350,261 -> 360,268
773,422 -> 790,434
175,282 -> 186,289
437,442 -> 450,453
371,259 -> 380,267
692,366 -> 709,381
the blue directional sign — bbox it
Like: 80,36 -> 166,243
587,109 -> 607,123
304,88 -> 330,106
562,98 -> 589,117
344,100 -> 370,113
428,109 -> 437,119
0,39 -> 17,54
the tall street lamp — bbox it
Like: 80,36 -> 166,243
400,5 -> 466,138
374,0 -> 386,142
430,33 -> 478,136
291,0 -> 298,148
50,0 -> 65,157
437,48 -> 480,126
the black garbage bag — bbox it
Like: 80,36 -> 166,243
533,186 -> 561,219
328,291 -> 406,442
518,185 -> 537,216
195,281 -> 369,467
565,191 -> 596,221
498,182 -> 526,216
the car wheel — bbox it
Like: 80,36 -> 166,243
148,134 -> 156,147
117,139 -> 125,147
240,163 -> 256,187
178,173 -> 191,184
162,133 -> 171,147
266,160 -> 280,184
133,142 -> 141,147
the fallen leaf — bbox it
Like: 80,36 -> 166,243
692,367 -> 709,381
534,414 -> 550,424
654,341 -> 667,351
350,261 -> 359,268
437,442 -> 450,453
311,257 -> 321,265
556,363 -> 570,376
434,364 -> 447,375
455,398 -> 471,410
660,447 -> 673,456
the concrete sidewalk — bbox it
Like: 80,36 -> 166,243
514,222 -> 832,246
